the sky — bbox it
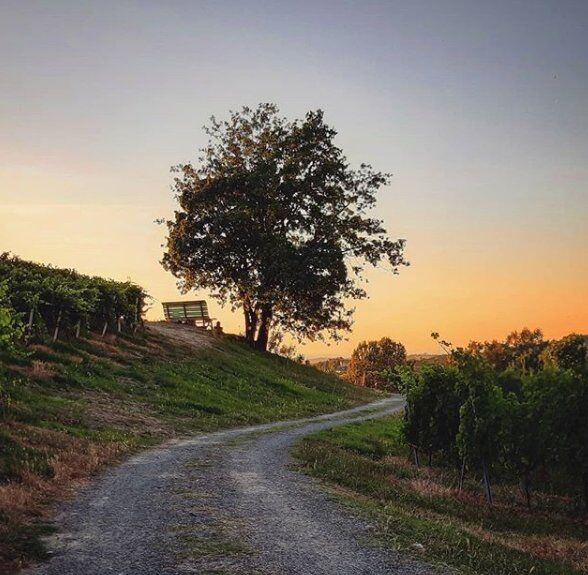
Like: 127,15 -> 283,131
1,0 -> 587,357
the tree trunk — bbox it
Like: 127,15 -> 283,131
255,305 -> 272,351
243,302 -> 257,345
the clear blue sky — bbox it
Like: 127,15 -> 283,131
1,1 -> 587,355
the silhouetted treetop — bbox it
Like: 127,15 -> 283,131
161,103 -> 407,350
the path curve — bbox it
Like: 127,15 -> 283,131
30,396 -> 436,575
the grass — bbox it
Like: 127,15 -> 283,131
293,415 -> 588,575
0,327 -> 377,572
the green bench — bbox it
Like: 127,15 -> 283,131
162,300 -> 213,329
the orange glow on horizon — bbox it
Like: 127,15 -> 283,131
2,202 -> 585,357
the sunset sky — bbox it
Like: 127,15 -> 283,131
1,1 -> 587,357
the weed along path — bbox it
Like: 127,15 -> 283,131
30,396 -> 435,575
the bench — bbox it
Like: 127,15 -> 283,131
162,300 -> 213,329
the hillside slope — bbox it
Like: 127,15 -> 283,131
0,323 -> 377,572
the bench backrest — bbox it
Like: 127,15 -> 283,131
162,300 -> 210,321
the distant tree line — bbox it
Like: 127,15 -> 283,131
0,254 -> 146,346
313,357 -> 350,375
402,329 -> 588,509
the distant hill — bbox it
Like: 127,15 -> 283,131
407,353 -> 448,367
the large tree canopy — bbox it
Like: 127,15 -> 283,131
161,104 -> 407,350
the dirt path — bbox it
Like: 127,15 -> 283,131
30,397 -> 436,575
147,321 -> 215,350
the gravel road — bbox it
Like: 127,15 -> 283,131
30,396 -> 437,575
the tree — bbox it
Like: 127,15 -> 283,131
161,104 -> 407,350
505,328 -> 548,372
541,334 -> 587,373
460,328 -> 548,373
346,337 -> 407,388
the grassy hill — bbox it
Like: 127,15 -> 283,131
0,324 -> 377,572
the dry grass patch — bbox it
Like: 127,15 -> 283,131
73,390 -> 173,436
462,523 -> 588,573
0,422 -> 132,572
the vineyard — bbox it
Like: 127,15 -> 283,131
0,253 -> 146,346
402,332 -> 588,510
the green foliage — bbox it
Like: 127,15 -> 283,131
161,103 -> 407,350
404,336 -> 588,508
403,364 -> 462,460
462,327 -> 550,373
0,281 -> 24,355
346,337 -> 407,389
0,254 -> 146,341
541,334 -> 587,373
451,356 -> 506,477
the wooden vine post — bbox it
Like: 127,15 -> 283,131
458,457 -> 467,493
412,445 -> 420,468
482,458 -> 493,505
53,308 -> 63,342
25,306 -> 35,344
470,398 -> 493,505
